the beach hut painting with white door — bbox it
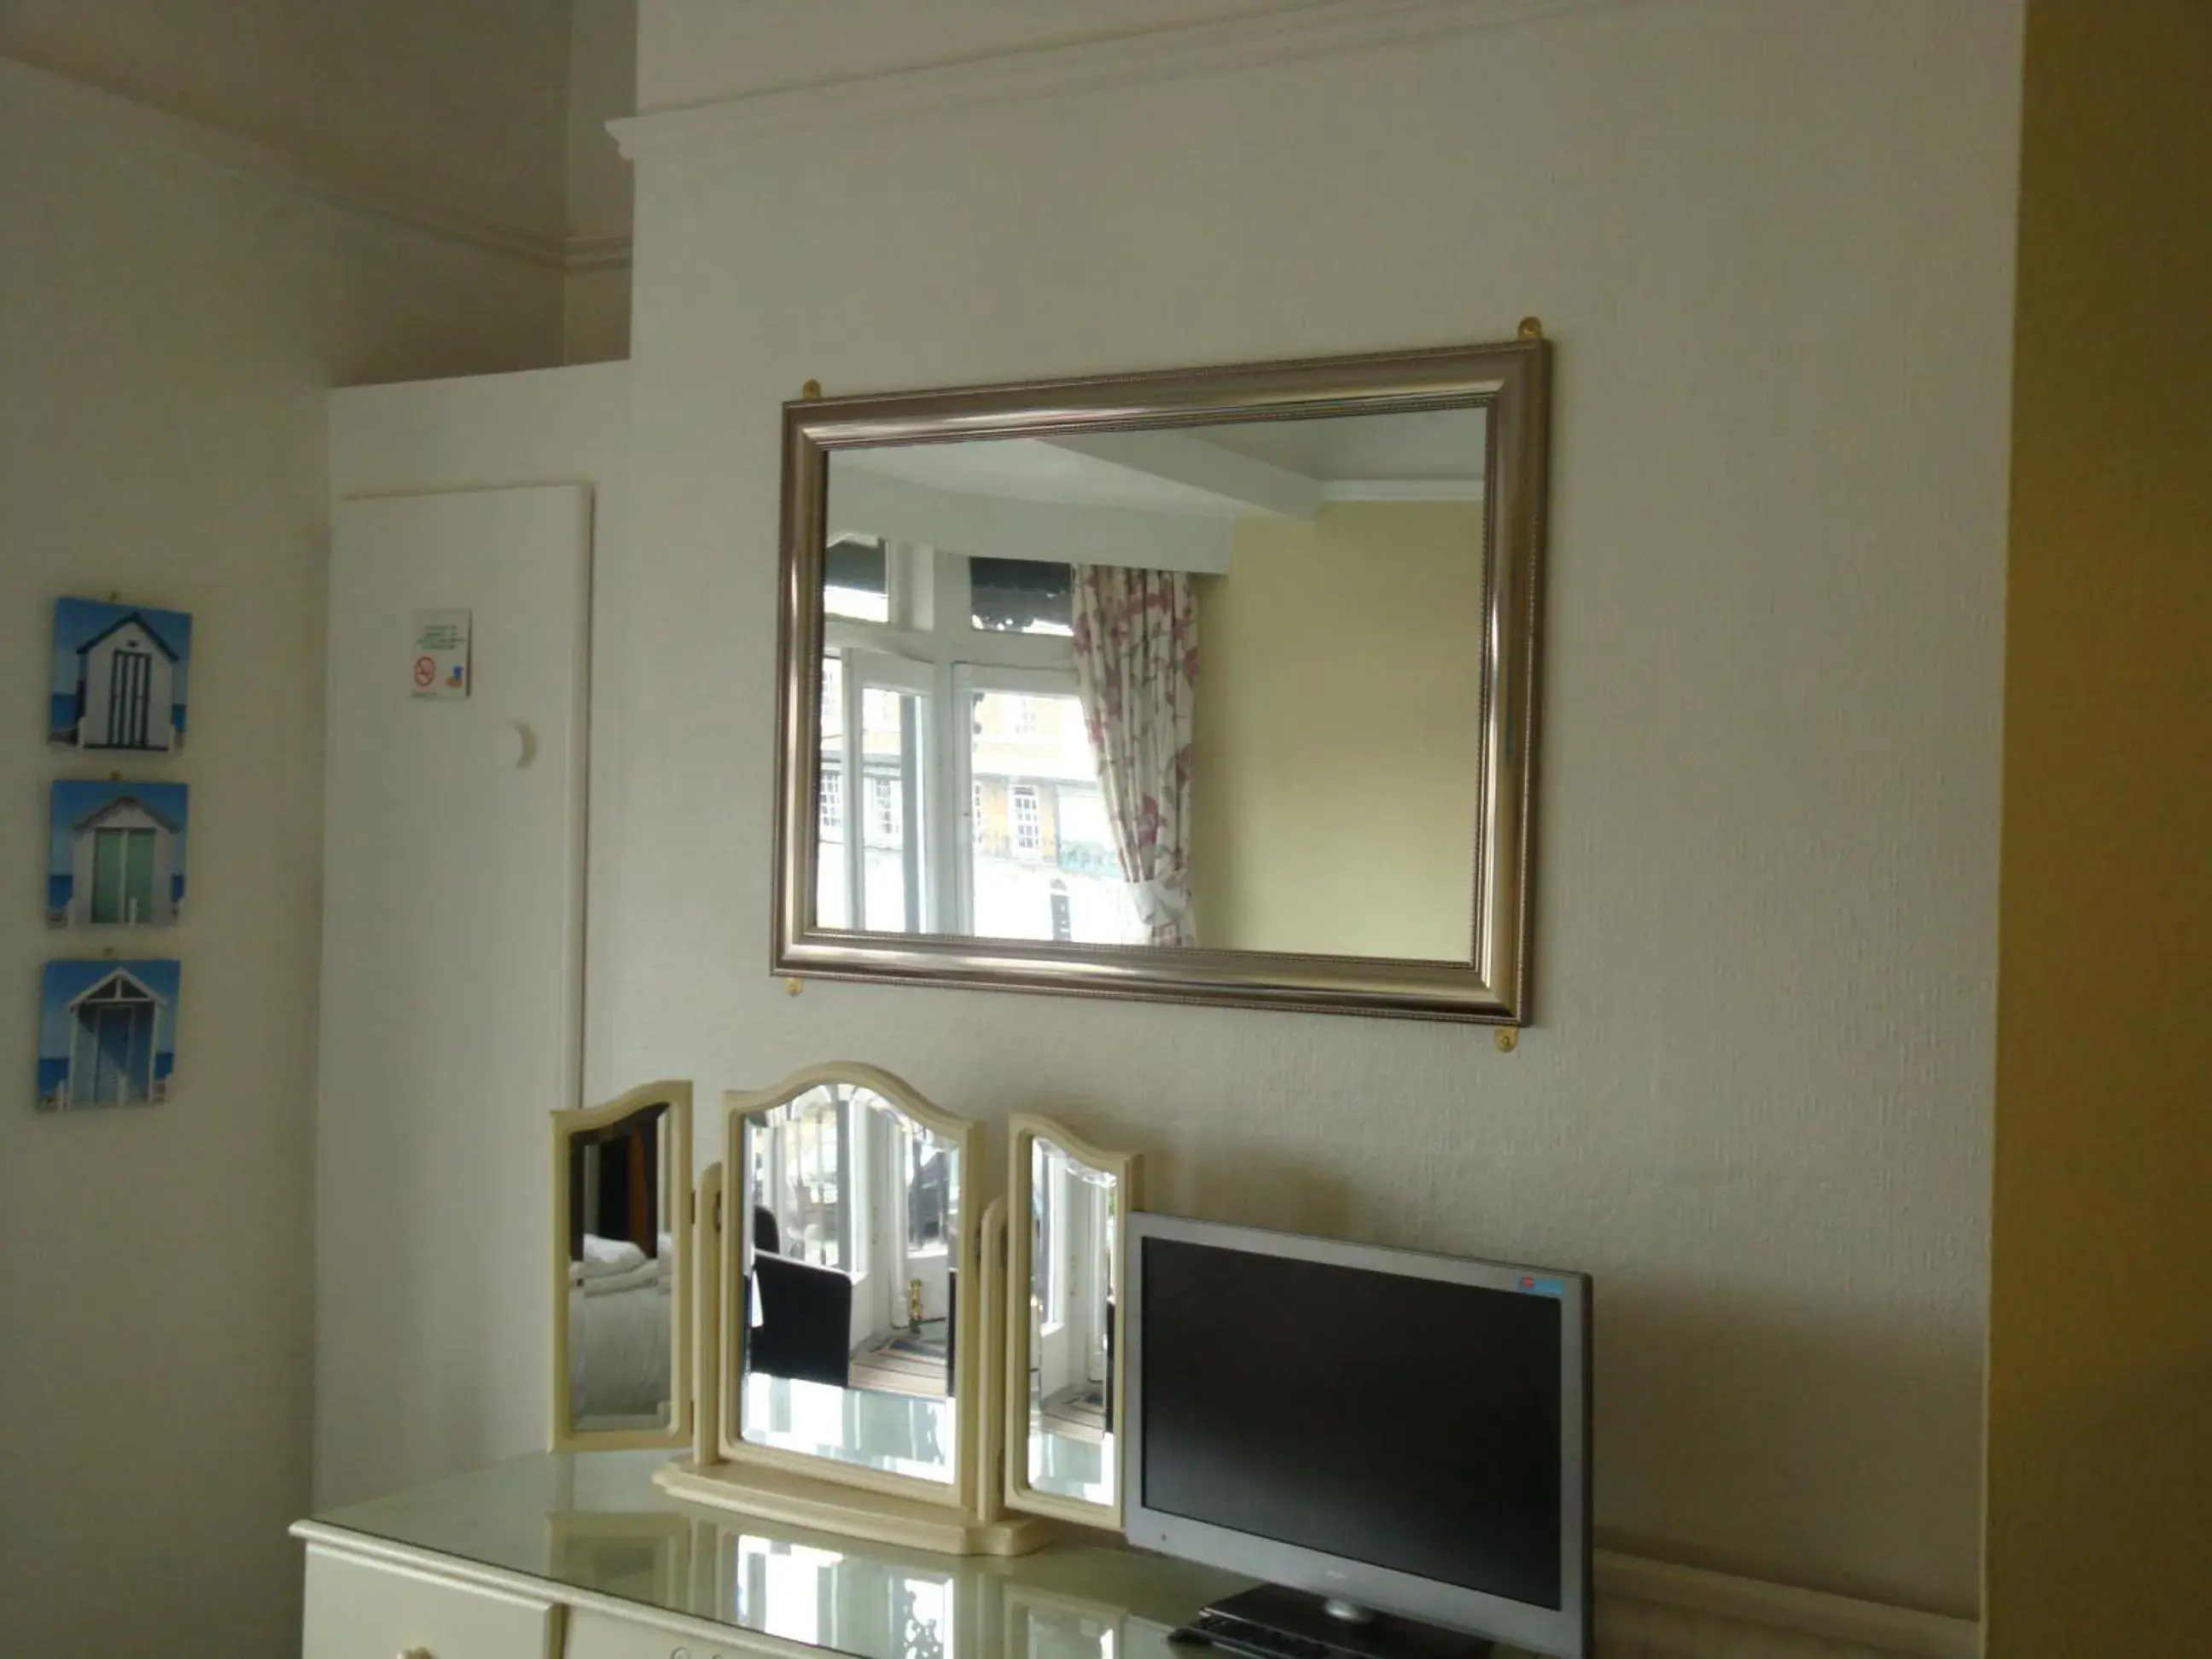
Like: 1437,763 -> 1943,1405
48,597 -> 193,753
37,958 -> 181,1110
47,779 -> 189,928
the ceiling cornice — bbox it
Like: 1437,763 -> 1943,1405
612,0 -> 1649,160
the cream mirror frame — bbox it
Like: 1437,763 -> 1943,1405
1004,1116 -> 1142,1530
550,1080 -> 693,1452
771,335 -> 1551,1026
720,1063 -> 986,1516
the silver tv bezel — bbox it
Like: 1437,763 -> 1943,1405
1121,1213 -> 1592,1659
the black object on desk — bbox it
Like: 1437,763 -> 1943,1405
1170,1586 -> 1493,1659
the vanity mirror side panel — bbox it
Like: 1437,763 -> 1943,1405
550,1081 -> 692,1452
1004,1116 -> 1143,1529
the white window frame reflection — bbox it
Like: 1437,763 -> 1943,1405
1010,783 -> 1043,859
754,1091 -> 870,1278
819,541 -> 1118,943
817,643 -> 931,934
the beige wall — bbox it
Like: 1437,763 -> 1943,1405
1984,1 -> 2212,1650
0,0 -> 571,236
0,57 -> 562,1659
614,0 -> 2020,1615
567,0 -> 637,362
1192,502 -> 1483,958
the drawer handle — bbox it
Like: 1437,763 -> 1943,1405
399,1649 -> 434,1659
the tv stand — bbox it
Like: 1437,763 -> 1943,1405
1177,1583 -> 1493,1659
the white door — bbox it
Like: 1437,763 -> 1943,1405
314,486 -> 590,1507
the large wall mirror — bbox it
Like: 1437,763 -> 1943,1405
723,1065 -> 983,1512
772,335 -> 1550,1023
550,1080 -> 692,1451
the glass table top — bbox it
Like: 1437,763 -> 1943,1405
306,1450 -> 1255,1659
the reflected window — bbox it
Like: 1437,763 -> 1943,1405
969,690 -> 1142,946
905,1140 -> 950,1255
868,775 -> 900,847
971,557 -> 1072,635
754,1091 -> 862,1272
811,545 -> 1155,944
1032,1141 -> 1060,1326
816,657 -> 848,928
824,537 -> 888,622
817,650 -> 927,934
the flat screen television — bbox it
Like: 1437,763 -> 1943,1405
1123,1214 -> 1592,1659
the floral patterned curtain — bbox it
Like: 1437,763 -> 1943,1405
1070,566 -> 1198,947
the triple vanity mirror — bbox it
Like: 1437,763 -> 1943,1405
771,335 -> 1551,1025
550,1081 -> 693,1451
614,1062 -> 1142,1553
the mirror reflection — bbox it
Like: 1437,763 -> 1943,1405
565,1102 -> 678,1434
1016,1600 -> 1125,1659
816,406 -> 1488,963
739,1084 -> 962,1482
731,1534 -> 957,1658
1025,1138 -> 1119,1507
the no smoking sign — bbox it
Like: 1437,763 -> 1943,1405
410,609 -> 471,701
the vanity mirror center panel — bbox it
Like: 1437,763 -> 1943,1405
737,1082 -> 963,1483
814,405 -> 1491,963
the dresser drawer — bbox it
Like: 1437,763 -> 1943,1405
303,1546 -> 557,1659
565,1605 -> 758,1659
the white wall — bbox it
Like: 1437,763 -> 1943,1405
315,478 -> 594,1509
608,0 -> 2019,1618
328,366 -> 632,1112
0,59 -> 564,1659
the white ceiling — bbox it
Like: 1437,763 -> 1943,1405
840,438 -> 1233,514
1181,407 -> 1488,482
836,405 -> 1487,519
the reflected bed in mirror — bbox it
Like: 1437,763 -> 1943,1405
725,1067 -> 981,1505
1005,1117 -> 1141,1530
551,1081 -> 692,1451
775,339 -> 1549,1024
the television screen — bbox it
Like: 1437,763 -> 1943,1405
1138,1236 -> 1566,1610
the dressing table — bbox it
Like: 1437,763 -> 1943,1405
299,1450 -> 1545,1659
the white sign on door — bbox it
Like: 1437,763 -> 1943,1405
410,608 -> 472,701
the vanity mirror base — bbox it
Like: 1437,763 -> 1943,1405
653,1457 -> 1058,1557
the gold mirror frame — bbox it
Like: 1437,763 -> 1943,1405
718,1062 -> 987,1516
771,335 -> 1550,1025
1003,1116 -> 1142,1531
549,1080 -> 693,1452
